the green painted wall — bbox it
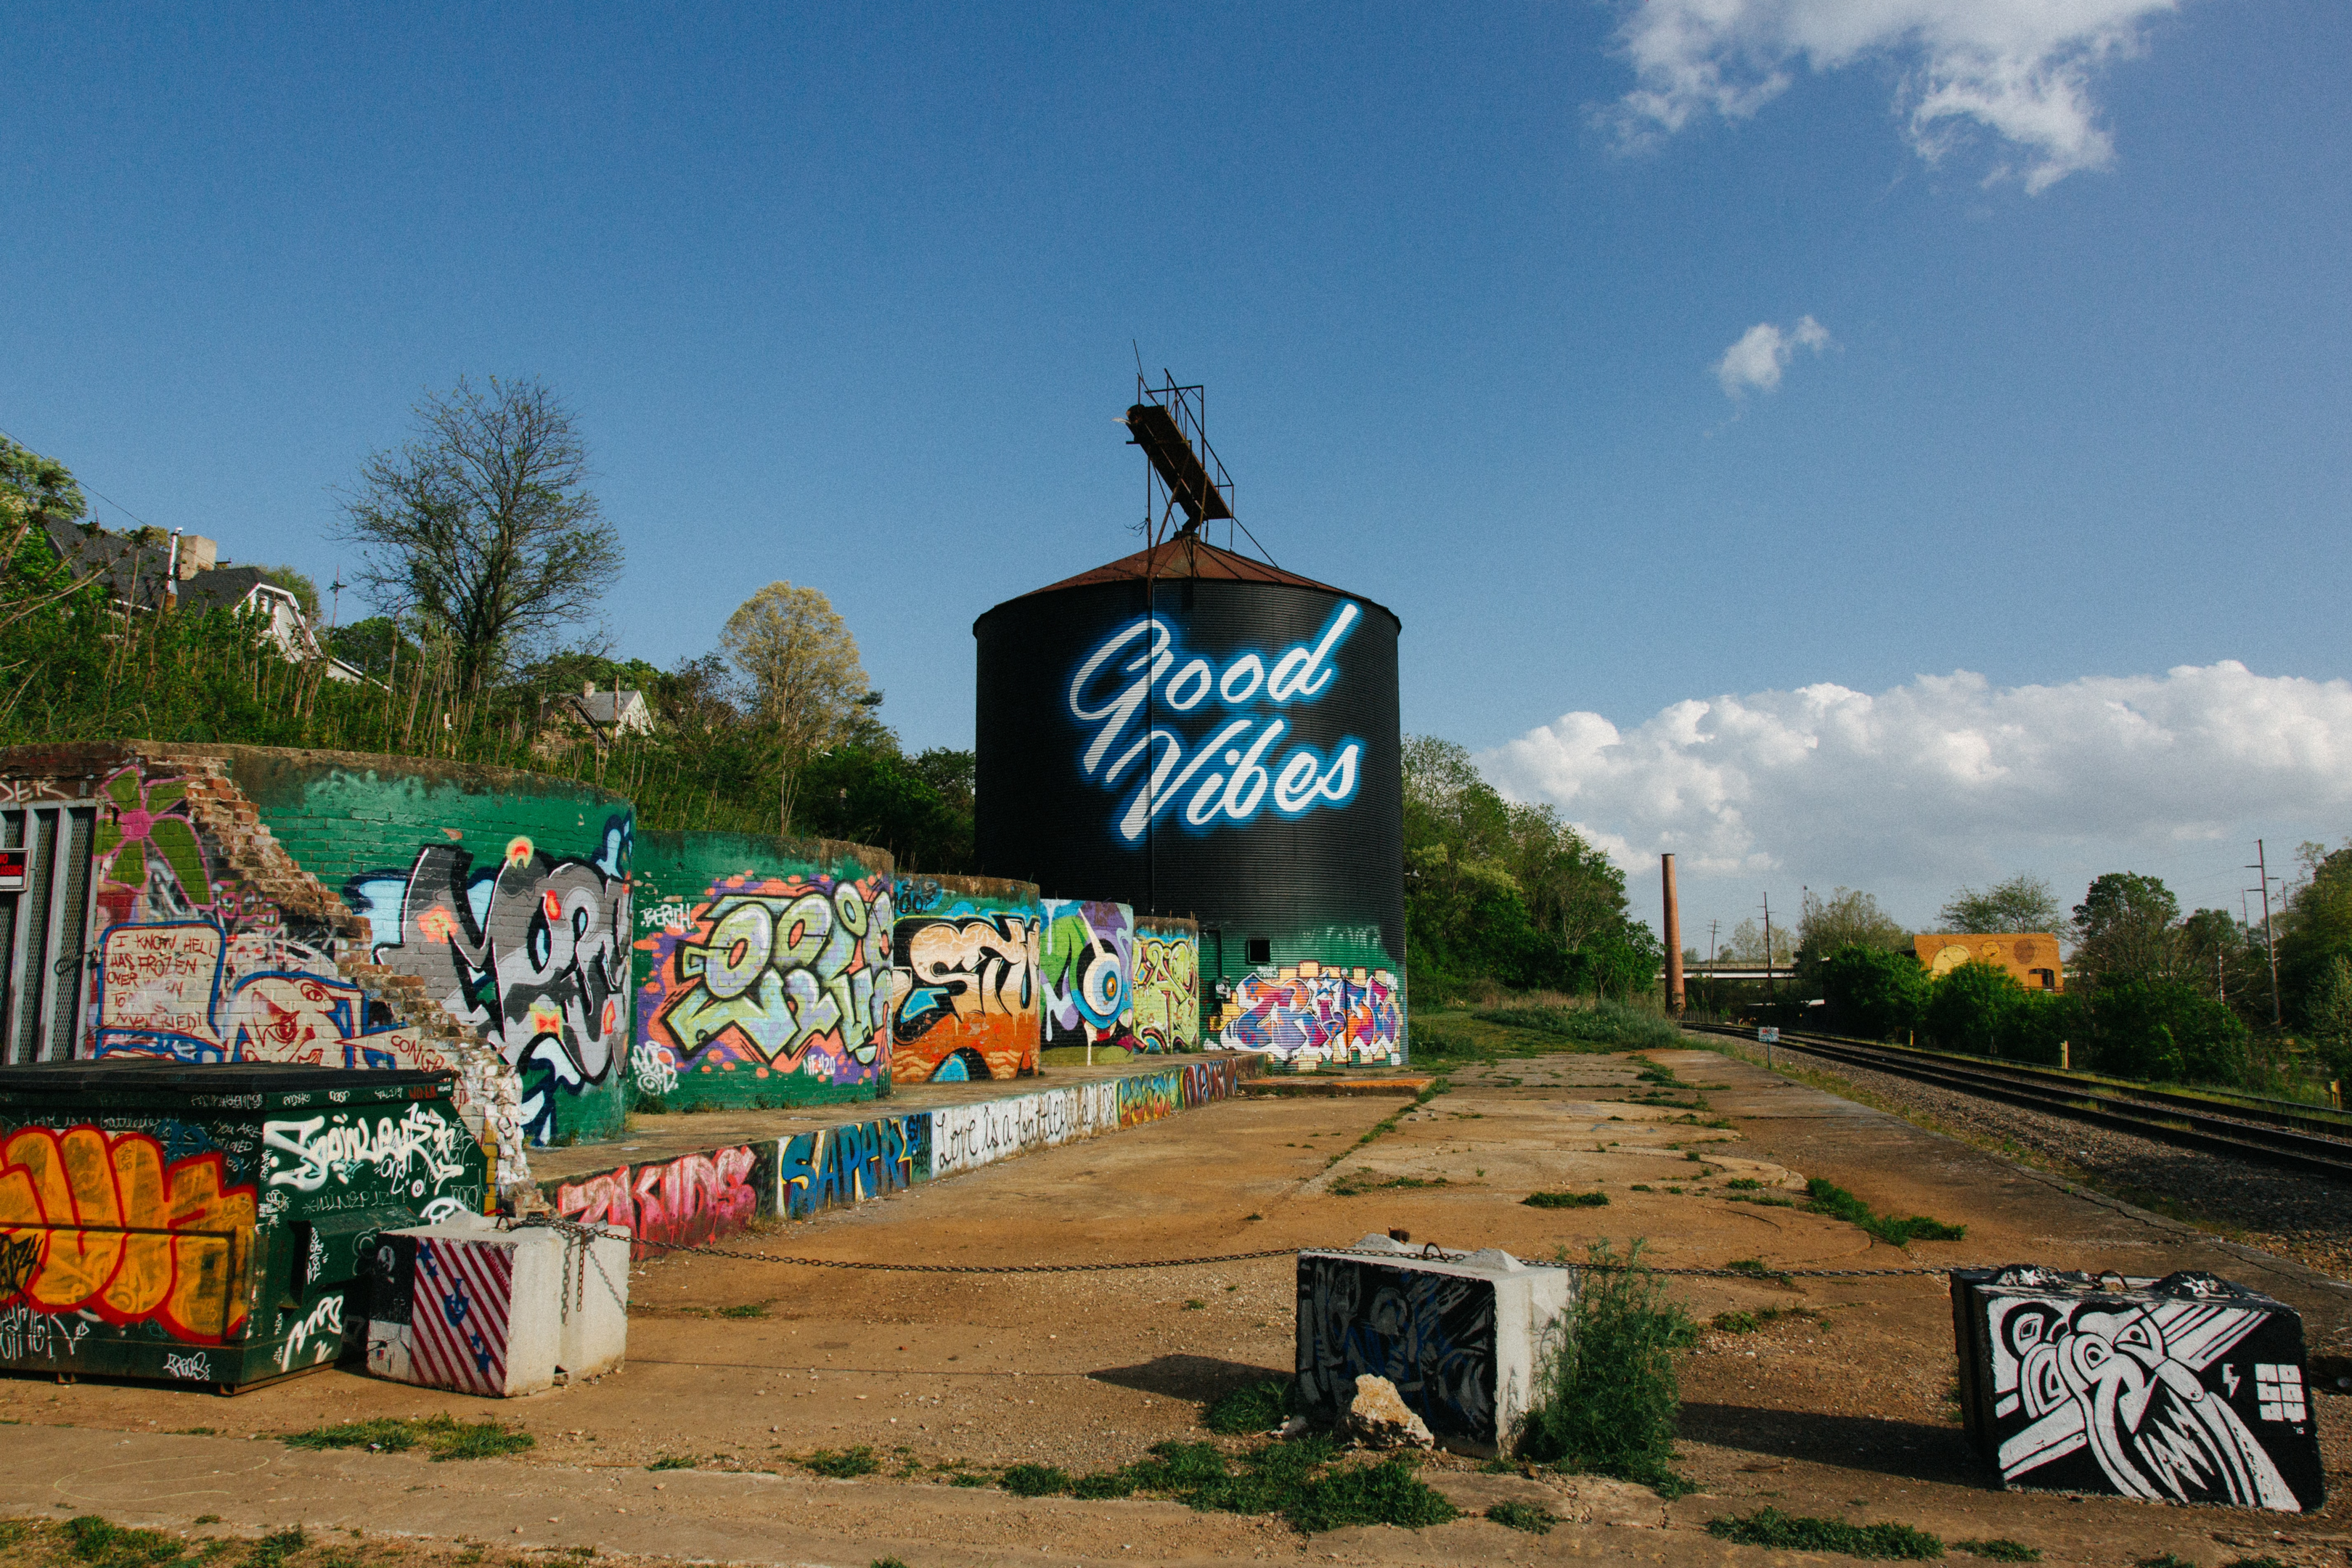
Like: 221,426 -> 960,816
195,747 -> 635,1147
632,830 -> 894,1111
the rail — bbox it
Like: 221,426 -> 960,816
1689,1023 -> 2352,1185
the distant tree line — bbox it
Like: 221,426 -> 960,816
1402,736 -> 1660,1002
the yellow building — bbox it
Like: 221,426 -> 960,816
1914,933 -> 2064,992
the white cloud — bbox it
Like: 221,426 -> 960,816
1607,0 -> 2178,193
1716,315 -> 1830,396
1477,662 -> 2352,927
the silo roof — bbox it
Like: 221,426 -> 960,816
1000,535 -> 1399,626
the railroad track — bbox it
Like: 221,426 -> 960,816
1688,1024 -> 2352,1185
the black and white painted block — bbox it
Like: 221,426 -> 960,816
1952,1265 -> 2325,1512
1296,1234 -> 1574,1456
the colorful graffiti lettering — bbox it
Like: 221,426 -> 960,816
777,1117 -> 928,1219
346,818 -> 632,1143
1118,1070 -> 1180,1128
1040,900 -> 1132,1053
1213,965 -> 1402,1066
1131,930 -> 1200,1054
890,911 -> 1040,1082
0,1126 -> 257,1342
552,1146 -> 760,1259
91,921 -> 442,1072
1066,604 -> 1365,842
632,872 -> 893,1093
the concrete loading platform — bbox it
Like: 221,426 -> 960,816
0,1036 -> 2343,1567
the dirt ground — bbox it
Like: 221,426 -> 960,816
2,1038 -> 2347,1567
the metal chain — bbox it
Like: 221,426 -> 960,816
611,1232 -> 1978,1280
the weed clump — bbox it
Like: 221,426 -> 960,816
1523,1191 -> 1609,1209
1000,1463 -> 1072,1496
1485,1500 -> 1558,1534
1804,1178 -> 1967,1246
63,1516 -> 188,1568
645,1455 -> 698,1471
1707,1508 -> 1944,1559
283,1414 -> 533,1462
1054,1435 -> 1457,1533
1470,1001 -> 1685,1052
1202,1377 -> 1292,1435
247,1530 -> 308,1568
1516,1240 -> 1695,1497
800,1446 -> 881,1479
1953,1540 -> 2040,1562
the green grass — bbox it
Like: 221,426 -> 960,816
245,1531 -> 308,1568
1462,1000 -> 1688,1053
1711,1306 -> 1821,1335
62,1516 -> 190,1568
1485,1500 -> 1558,1534
2136,1556 -> 2198,1568
715,1302 -> 769,1319
799,1446 -> 881,1479
1516,1240 -> 1697,1497
1018,1436 -> 1458,1533
1804,1178 -> 1967,1246
871,1559 -> 912,1568
1953,1540 -> 2040,1562
1328,1169 -> 1448,1196
1523,1190 -> 1609,1209
1707,1508 -> 1944,1559
1203,1377 -> 1293,1435
282,1414 -> 534,1462
645,1455 -> 698,1471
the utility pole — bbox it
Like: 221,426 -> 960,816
1762,892 -> 1775,1000
2249,840 -> 2282,1026
1661,854 -> 1685,1016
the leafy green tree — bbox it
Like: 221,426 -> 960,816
1819,945 -> 1927,1040
338,375 -> 623,694
1940,873 -> 2063,934
0,437 -> 88,521
1797,888 -> 1908,968
2277,841 -> 2352,1029
2070,872 -> 2180,988
1722,917 -> 1795,965
2300,954 -> 2352,1085
2083,979 -> 2249,1085
1922,961 -> 2025,1055
722,581 -> 872,833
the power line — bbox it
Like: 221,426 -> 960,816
0,421 -> 168,534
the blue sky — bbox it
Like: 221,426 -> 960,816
9,2 -> 2349,941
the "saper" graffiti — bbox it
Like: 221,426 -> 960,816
778,1117 -> 928,1218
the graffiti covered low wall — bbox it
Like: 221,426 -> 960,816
1040,898 -> 1134,1056
1209,962 -> 1404,1066
536,1057 -> 1247,1251
1131,917 -> 1200,1055
632,833 -> 894,1112
889,874 -> 1042,1084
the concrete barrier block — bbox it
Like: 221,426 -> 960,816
1296,1234 -> 1575,1457
552,1223 -> 632,1379
364,1222 -> 566,1397
1951,1265 -> 2326,1511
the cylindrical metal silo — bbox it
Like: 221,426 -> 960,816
973,535 -> 1405,1064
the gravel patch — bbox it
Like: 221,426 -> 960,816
1760,1040 -> 2352,1288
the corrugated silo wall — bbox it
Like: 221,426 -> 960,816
631,830 -> 894,1109
974,576 -> 1405,1066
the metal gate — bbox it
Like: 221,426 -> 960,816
0,804 -> 97,1063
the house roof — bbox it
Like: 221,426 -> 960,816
576,690 -> 648,724
995,535 -> 1400,628
41,518 -> 290,617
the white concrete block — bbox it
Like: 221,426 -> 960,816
552,1222 -> 632,1379
364,1223 -> 565,1397
1296,1233 -> 1575,1457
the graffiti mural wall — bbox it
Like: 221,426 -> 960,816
187,746 -> 637,1154
777,1116 -> 928,1218
1131,917 -> 1200,1054
632,832 -> 894,1111
889,874 -> 1041,1084
550,1144 -> 764,1260
1208,963 -> 1404,1066
1039,899 -> 1134,1057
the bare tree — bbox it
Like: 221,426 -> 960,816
722,581 -> 871,833
338,376 -> 621,693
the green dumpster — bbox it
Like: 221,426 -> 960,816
0,1063 -> 489,1389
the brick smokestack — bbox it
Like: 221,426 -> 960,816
1661,852 -> 1684,1015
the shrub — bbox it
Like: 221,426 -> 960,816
1286,1455 -> 1458,1532
2084,979 -> 2251,1085
801,1446 -> 881,1479
1922,961 -> 2025,1056
1514,1241 -> 1694,1494
1523,1191 -> 1609,1209
1000,1463 -> 1072,1497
